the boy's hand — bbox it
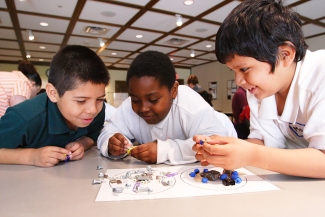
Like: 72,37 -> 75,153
65,142 -> 84,161
31,146 -> 71,167
108,133 -> 132,156
129,141 -> 157,164
192,135 -> 254,170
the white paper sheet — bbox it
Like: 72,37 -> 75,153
95,165 -> 279,202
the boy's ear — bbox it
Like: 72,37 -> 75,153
278,42 -> 296,67
46,83 -> 59,103
171,81 -> 179,99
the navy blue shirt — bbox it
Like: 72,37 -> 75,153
0,93 -> 105,149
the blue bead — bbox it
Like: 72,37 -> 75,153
189,172 -> 196,177
194,168 -> 200,174
235,177 -> 242,183
232,171 -> 238,176
202,177 -> 208,183
203,169 -> 209,173
199,140 -> 204,145
231,173 -> 238,179
220,174 -> 228,180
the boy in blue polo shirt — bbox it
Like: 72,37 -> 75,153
0,45 -> 110,167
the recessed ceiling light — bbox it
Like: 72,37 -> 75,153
184,0 -> 194,5
206,45 -> 212,48
40,22 -> 48,26
170,58 -> 174,61
39,46 -> 46,49
101,11 -> 116,17
111,53 -> 117,55
136,35 -> 143,38
39,59 -> 44,61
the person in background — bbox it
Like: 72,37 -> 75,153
0,45 -> 110,167
232,86 -> 249,139
98,50 -> 236,165
18,60 -> 42,98
187,75 -> 213,107
0,61 -> 42,117
193,0 -> 325,178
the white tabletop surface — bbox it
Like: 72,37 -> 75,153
1,146 -> 324,217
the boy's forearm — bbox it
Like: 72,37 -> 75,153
77,136 -> 95,150
0,148 -> 35,165
251,145 -> 325,178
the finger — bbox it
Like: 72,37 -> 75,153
202,143 -> 229,156
200,160 -> 210,167
109,136 -> 127,155
192,143 -> 204,152
205,135 -> 231,145
114,133 -> 132,149
67,142 -> 80,152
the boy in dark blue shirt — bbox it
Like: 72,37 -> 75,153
0,45 -> 110,167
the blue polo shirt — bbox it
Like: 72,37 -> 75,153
0,93 -> 105,149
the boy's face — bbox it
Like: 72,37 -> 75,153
47,81 -> 106,130
128,76 -> 178,125
226,54 -> 289,100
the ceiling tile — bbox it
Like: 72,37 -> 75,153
175,21 -> 220,38
203,1 -> 241,23
181,59 -> 209,65
0,1 -> 7,8
0,56 -> 22,61
132,11 -> 188,32
140,45 -> 176,54
79,1 -> 139,25
108,41 -> 144,51
24,42 -> 60,52
67,36 -> 103,48
0,29 -> 17,40
153,0 -> 223,17
302,24 -> 325,38
0,49 -> 21,56
0,11 -> 13,27
18,14 -> 69,33
113,0 -> 150,6
117,29 -> 163,43
294,0 -> 325,19
189,40 -> 215,51
171,49 -> 204,58
21,31 -> 64,44
0,40 -> 19,49
14,0 -> 77,17
27,51 -> 55,59
100,50 -> 131,58
155,35 -> 198,48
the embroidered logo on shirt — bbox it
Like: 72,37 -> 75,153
289,122 -> 305,137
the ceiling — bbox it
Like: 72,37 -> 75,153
1,0 -> 325,69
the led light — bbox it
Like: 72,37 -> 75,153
28,30 -> 34,40
39,46 -> 46,49
26,51 -> 31,58
136,35 -> 143,38
206,44 -> 212,48
40,22 -> 48,26
111,52 -> 117,55
176,14 -> 182,26
190,49 -> 195,57
184,0 -> 194,5
98,38 -> 105,47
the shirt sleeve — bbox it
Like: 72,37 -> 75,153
97,99 -> 133,157
0,107 -> 28,148
156,108 -> 235,165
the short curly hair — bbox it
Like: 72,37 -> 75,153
126,51 -> 176,90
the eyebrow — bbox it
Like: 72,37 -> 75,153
73,94 -> 106,99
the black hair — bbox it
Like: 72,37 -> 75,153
27,72 -> 42,87
126,50 -> 176,90
215,0 -> 308,72
49,45 -> 110,97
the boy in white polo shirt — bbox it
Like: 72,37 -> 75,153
193,0 -> 325,178
98,50 -> 236,165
